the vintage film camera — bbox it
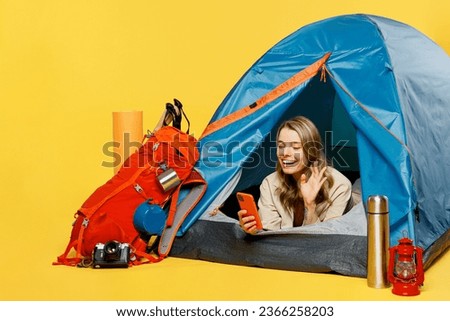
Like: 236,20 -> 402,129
92,240 -> 130,268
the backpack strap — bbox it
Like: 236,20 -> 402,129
173,98 -> 190,134
129,237 -> 164,265
166,184 -> 182,227
154,99 -> 191,134
54,163 -> 152,267
53,239 -> 80,266
129,170 -> 206,265
158,170 -> 207,257
53,215 -> 89,266
163,102 -> 181,129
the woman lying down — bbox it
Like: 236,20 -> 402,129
238,116 -> 360,234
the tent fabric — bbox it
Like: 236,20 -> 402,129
200,53 -> 331,138
173,14 -> 450,272
172,202 -> 368,276
171,221 -> 368,277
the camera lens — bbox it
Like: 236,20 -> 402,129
104,241 -> 118,254
104,241 -> 120,261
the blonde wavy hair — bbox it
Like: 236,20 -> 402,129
275,116 -> 334,216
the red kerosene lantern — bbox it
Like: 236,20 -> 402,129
388,236 -> 424,296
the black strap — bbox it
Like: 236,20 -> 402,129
173,98 -> 190,134
162,99 -> 190,134
163,103 -> 180,128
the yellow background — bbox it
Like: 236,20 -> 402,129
0,0 -> 448,300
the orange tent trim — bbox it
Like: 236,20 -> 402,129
200,52 -> 331,139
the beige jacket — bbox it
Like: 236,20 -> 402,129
258,167 -> 352,230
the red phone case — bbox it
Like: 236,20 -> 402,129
236,192 -> 263,230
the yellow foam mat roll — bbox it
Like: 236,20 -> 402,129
112,111 -> 143,173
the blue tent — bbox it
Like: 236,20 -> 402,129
179,14 -> 450,267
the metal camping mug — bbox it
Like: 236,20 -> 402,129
157,167 -> 181,192
367,195 -> 390,288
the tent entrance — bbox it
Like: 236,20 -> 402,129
220,73 -> 360,218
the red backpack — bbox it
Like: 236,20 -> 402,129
54,106 -> 205,267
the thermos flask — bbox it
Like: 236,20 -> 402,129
367,195 -> 390,288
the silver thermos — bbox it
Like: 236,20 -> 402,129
367,195 -> 390,288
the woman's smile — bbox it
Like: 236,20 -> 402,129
277,127 -> 307,177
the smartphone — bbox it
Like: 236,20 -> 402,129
236,192 -> 263,230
